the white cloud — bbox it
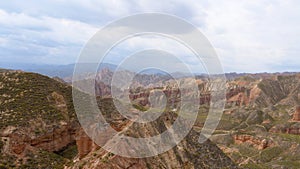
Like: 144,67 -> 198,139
0,9 -> 98,64
197,0 -> 300,72
0,0 -> 299,72
0,9 -> 98,44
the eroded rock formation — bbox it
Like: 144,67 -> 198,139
75,128 -> 99,159
68,103 -> 238,169
234,134 -> 273,150
269,124 -> 300,135
293,106 -> 300,121
1,123 -> 78,156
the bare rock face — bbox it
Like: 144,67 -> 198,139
1,122 -> 78,156
75,128 -> 99,159
9,132 -> 29,155
226,85 -> 250,106
293,106 -> 300,121
30,124 -> 77,152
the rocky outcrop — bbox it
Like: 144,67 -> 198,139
121,83 -> 254,108
30,124 -> 77,152
93,72 -> 300,112
75,128 -> 99,159
95,81 -> 112,97
269,123 -> 300,135
234,134 -> 273,150
0,122 -> 78,156
107,79 -> 267,108
226,85 -> 250,106
293,106 -> 300,121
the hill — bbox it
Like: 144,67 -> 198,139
0,70 -> 79,168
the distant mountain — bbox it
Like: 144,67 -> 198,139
3,62 -> 298,81
225,72 -> 299,80
26,63 -> 118,78
0,62 -> 117,78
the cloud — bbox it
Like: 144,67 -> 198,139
0,0 -> 300,72
0,9 -> 98,64
198,0 -> 300,72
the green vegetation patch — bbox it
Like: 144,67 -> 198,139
237,144 -> 259,157
276,133 -> 300,144
57,144 -> 78,160
259,147 -> 283,163
0,72 -> 77,129
19,151 -> 66,169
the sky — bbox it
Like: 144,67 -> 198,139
0,0 -> 300,73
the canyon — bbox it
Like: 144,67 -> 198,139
0,69 -> 300,168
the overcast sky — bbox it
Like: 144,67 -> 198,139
0,0 -> 299,73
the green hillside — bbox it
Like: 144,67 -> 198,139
0,70 -> 76,129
